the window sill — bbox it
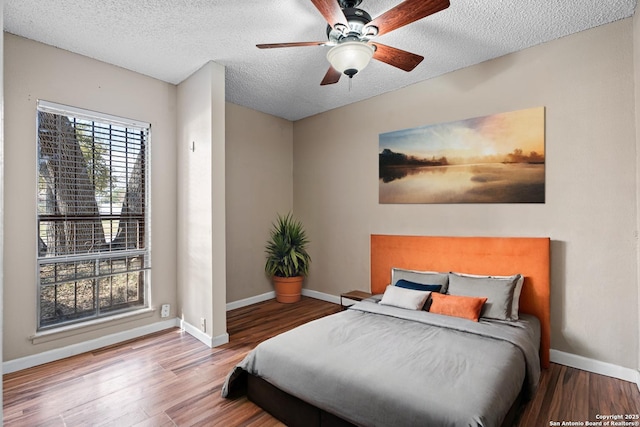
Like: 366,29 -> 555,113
30,307 -> 156,345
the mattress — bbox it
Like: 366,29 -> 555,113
223,300 -> 541,427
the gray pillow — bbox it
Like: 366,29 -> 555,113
447,273 -> 522,321
391,268 -> 450,293
450,272 -> 525,319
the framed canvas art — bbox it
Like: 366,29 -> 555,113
379,107 -> 545,204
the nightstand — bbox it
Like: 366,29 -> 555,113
340,290 -> 373,310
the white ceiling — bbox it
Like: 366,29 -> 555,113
4,0 -> 637,121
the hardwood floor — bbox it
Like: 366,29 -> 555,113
4,296 -> 640,426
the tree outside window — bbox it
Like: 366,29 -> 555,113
36,101 -> 150,330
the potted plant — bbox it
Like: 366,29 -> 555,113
265,213 -> 311,303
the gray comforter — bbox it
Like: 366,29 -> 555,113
222,300 -> 541,427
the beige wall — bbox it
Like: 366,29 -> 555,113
225,103 -> 294,302
1,1 -> 5,420
293,19 -> 638,369
634,11 -> 640,372
2,16 -> 639,373
3,34 -> 178,361
176,61 -> 227,341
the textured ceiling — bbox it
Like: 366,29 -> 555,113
4,0 -> 637,121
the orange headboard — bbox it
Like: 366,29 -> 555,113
371,235 -> 550,368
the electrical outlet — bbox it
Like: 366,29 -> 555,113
200,317 -> 206,332
160,304 -> 170,318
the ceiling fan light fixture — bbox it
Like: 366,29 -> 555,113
326,41 -> 374,78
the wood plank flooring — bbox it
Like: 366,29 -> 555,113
4,296 -> 640,426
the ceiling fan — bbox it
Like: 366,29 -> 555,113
257,0 -> 450,86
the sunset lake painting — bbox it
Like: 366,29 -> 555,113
379,107 -> 545,204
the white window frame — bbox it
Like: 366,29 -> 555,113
36,100 -> 151,331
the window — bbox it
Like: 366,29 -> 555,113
36,101 -> 150,330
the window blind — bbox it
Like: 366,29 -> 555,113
36,101 -> 151,329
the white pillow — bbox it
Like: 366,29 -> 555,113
379,285 -> 431,310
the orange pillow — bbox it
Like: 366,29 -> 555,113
429,293 -> 488,322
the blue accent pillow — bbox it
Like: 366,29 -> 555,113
395,279 -> 442,293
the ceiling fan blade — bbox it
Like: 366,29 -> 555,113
366,0 -> 449,37
257,41 -> 327,49
310,0 -> 349,30
372,43 -> 424,72
320,66 -> 342,85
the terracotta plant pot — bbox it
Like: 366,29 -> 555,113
272,276 -> 303,303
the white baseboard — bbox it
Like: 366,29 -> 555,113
3,318 -> 179,374
226,291 -> 275,311
226,289 -> 340,311
550,349 -> 640,386
301,288 -> 340,304
180,318 -> 229,348
3,317 -> 232,374
7,292 -> 639,393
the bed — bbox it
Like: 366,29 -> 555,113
223,235 -> 550,427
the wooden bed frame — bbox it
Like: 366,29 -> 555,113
246,235 -> 551,426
